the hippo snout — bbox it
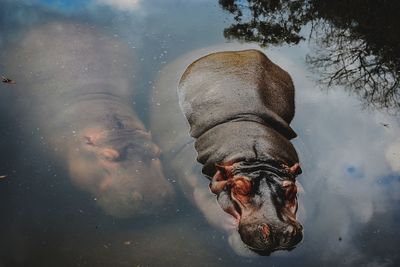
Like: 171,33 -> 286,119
238,222 -> 303,255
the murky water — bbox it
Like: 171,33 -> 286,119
0,0 -> 399,266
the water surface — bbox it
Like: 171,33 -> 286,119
0,0 -> 399,266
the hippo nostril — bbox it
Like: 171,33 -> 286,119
261,224 -> 270,239
286,225 -> 294,235
281,225 -> 298,244
283,226 -> 303,247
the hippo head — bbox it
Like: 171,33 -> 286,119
210,160 -> 303,255
68,126 -> 174,218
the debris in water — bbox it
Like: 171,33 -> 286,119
0,175 -> 7,179
1,75 -> 16,84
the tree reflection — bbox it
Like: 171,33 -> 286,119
219,0 -> 400,111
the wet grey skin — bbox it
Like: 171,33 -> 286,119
178,50 -> 303,254
5,22 -> 174,217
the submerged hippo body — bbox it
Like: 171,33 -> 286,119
150,47 -> 303,255
6,22 -> 173,217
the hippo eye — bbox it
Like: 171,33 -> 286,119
284,184 -> 297,201
232,178 -> 252,195
282,181 -> 297,200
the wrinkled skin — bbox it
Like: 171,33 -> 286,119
6,22 -> 174,217
211,162 -> 303,254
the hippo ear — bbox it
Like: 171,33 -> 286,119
83,136 -> 95,146
285,163 -> 302,176
211,163 -> 239,194
282,181 -> 298,213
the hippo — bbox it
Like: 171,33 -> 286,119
150,47 -> 302,255
5,22 -> 174,217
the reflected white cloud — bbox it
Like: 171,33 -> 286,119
93,0 -> 140,10
386,141 -> 400,172
267,47 -> 400,264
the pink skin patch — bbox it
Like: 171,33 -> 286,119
231,178 -> 252,205
282,162 -> 302,175
209,162 -> 238,194
100,148 -> 120,161
82,128 -> 108,146
210,163 -> 253,223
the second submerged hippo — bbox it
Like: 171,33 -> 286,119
5,22 -> 174,217
177,49 -> 303,254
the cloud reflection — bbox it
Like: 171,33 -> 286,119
93,0 -> 140,11
272,49 -> 400,264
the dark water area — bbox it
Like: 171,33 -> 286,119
0,0 -> 399,266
